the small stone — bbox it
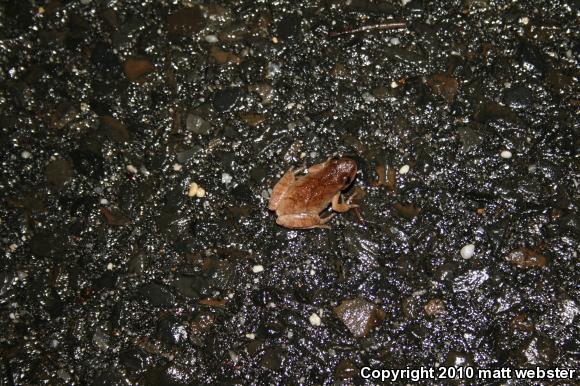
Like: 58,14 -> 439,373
126,164 -> 138,174
187,182 -> 198,197
501,150 -> 513,159
425,299 -> 447,317
221,173 -> 232,184
505,248 -> 547,268
172,163 -> 182,171
107,262 -> 113,271
460,244 -> 475,259
195,187 -> 206,198
21,151 -> 32,159
519,16 -> 529,25
391,80 -> 398,88
245,333 -> 255,339
252,265 -> 264,273
399,164 -> 410,174
309,312 -> 321,326
167,6 -> 205,37
204,35 -> 219,43
186,114 -> 212,135
334,298 -> 386,337
123,57 -> 154,81
45,158 -> 74,188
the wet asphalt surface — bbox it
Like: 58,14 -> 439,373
0,0 -> 579,385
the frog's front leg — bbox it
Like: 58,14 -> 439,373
276,213 -> 336,229
330,192 -> 359,212
268,166 -> 305,211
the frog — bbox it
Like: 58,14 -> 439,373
268,157 -> 359,229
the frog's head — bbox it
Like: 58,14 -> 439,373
332,157 -> 358,190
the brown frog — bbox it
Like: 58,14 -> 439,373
268,157 -> 359,229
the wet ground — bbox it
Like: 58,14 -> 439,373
1,0 -> 579,384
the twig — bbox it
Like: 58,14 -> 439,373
329,22 -> 407,37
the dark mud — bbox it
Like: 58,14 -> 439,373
0,1 -> 578,385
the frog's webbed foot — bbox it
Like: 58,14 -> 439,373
276,213 -> 335,229
331,192 -> 359,213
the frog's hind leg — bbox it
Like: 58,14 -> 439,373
330,192 -> 359,213
276,213 -> 335,229
268,166 -> 301,211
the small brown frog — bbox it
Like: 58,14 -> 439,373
268,157 -> 359,229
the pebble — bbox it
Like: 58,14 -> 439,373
188,182 -> 199,197
399,164 -> 410,174
21,151 -> 32,159
196,187 -> 206,198
221,173 -> 232,184
126,164 -> 138,174
204,35 -> 219,43
252,264 -> 264,273
501,150 -> 513,159
391,81 -> 399,88
245,333 -> 256,339
107,262 -> 114,270
172,163 -> 182,171
309,312 -> 322,326
460,244 -> 475,259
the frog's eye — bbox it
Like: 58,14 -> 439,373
342,176 -> 352,185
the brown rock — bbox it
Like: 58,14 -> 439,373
239,113 -> 265,128
334,298 -> 385,337
100,115 -> 129,141
505,248 -> 547,268
123,57 -> 154,81
167,7 -> 205,37
424,299 -> 446,317
100,207 -> 131,226
198,298 -> 227,308
393,202 -> 421,219
428,73 -> 459,103
45,158 -> 74,188
209,46 -> 240,65
335,359 -> 358,380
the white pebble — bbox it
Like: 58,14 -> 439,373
187,182 -> 199,197
309,312 -> 322,326
204,35 -> 219,43
100,198 -> 109,205
519,16 -> 529,25
172,163 -> 182,171
21,151 -> 32,159
391,80 -> 399,88
362,92 -> 376,103
106,262 -> 114,270
221,173 -> 232,184
245,333 -> 255,339
252,264 -> 264,273
460,244 -> 475,259
390,37 -> 400,45
500,150 -> 513,159
195,187 -> 206,198
399,164 -> 410,174
126,164 -> 138,174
